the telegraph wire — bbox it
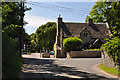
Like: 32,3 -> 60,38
57,2 -> 92,12
27,2 -> 89,16
29,2 -> 90,14
26,2 -> 88,22
27,2 -> 88,17
38,2 -> 91,12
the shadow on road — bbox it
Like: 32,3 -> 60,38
20,57 -> 118,80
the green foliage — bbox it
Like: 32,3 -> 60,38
99,64 -> 120,75
29,33 -> 37,52
0,6 -> 2,25
101,37 -> 120,64
63,37 -> 82,52
2,32 -> 22,78
3,24 -> 23,38
84,49 -> 100,51
2,2 -> 20,28
30,22 -> 57,52
82,42 -> 91,49
2,2 -> 31,78
2,2 -> 31,28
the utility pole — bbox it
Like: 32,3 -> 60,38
19,1 -> 24,58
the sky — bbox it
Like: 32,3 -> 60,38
24,1 -> 97,35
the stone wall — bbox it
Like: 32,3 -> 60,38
101,50 -> 119,69
67,51 -> 101,58
40,53 -> 50,58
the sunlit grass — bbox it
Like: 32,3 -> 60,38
84,49 -> 100,51
99,64 -> 120,75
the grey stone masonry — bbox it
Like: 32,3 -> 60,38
101,50 -> 119,69
67,51 -> 101,58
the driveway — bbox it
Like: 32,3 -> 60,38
20,53 -> 118,80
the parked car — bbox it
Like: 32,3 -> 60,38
50,51 -> 54,55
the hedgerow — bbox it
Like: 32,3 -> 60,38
2,32 -> 22,78
101,37 -> 120,64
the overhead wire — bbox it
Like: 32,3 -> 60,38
57,2 -> 92,12
30,2 -> 90,14
39,2 -> 91,12
27,2 -> 89,16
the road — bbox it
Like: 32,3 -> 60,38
20,53 -> 118,80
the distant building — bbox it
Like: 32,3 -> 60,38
54,15 -> 111,58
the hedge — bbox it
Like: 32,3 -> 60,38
101,37 -> 120,64
2,32 -> 22,78
63,37 -> 82,52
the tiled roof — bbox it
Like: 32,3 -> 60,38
61,22 -> 110,38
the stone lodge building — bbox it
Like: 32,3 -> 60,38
54,15 -> 111,58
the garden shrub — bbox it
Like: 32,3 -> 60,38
101,37 -> 120,64
82,42 -> 91,49
2,32 -> 22,78
63,37 -> 82,52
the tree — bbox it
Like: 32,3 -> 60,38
29,33 -> 37,52
2,2 -> 31,78
2,2 -> 31,29
3,24 -> 23,39
32,22 -> 57,52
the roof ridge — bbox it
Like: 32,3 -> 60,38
64,22 -> 86,24
64,22 -> 106,24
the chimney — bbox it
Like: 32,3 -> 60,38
87,18 -> 99,31
57,14 -> 62,24
57,14 -> 63,36
87,18 -> 93,26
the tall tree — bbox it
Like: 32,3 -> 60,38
2,2 -> 31,78
2,2 -> 31,29
31,22 -> 57,52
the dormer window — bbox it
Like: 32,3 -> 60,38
83,32 -> 88,37
80,28 -> 91,38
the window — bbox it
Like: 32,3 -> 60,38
83,32 -> 88,37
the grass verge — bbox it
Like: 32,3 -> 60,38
84,49 -> 100,51
98,64 -> 120,76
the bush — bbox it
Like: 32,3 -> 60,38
63,37 -> 82,52
82,42 -> 91,49
2,32 -> 22,78
101,37 -> 120,64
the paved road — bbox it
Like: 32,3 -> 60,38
20,53 -> 118,80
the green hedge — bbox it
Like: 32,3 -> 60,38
63,37 -> 82,52
101,37 -> 120,64
2,32 -> 22,78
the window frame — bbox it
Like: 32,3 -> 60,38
83,32 -> 89,37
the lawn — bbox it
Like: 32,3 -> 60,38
99,64 -> 120,76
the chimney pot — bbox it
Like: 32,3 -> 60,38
87,18 -> 93,26
59,14 -> 61,18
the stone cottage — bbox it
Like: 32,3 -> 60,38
54,15 -> 111,58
